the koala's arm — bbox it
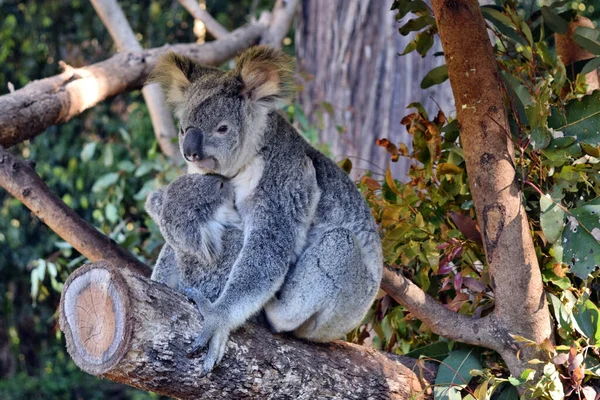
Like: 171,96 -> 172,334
150,244 -> 180,290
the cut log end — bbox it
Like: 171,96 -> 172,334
60,261 -> 132,376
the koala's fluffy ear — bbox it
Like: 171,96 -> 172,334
235,45 -> 295,107
145,188 -> 165,223
148,52 -> 214,110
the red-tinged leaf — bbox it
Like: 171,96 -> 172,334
380,294 -> 392,320
450,245 -> 464,260
450,211 -> 483,243
438,261 -> 453,275
446,292 -> 469,312
434,109 -> 446,125
569,353 -> 584,372
437,242 -> 451,250
581,386 -> 597,400
462,277 -> 486,293
454,271 -> 463,291
362,176 -> 381,190
400,113 -> 418,126
553,352 -> 569,365
376,138 -> 400,162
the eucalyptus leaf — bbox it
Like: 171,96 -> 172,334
573,26 -> 600,56
561,197 -> 600,279
581,57 -> 600,76
540,195 -> 565,243
434,349 -> 481,400
91,172 -> 120,193
548,91 -> 600,146
540,6 -> 568,35
421,65 -> 448,89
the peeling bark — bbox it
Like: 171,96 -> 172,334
430,0 -> 552,377
0,23 -> 265,148
60,261 -> 435,400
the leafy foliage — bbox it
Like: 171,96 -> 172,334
381,0 -> 600,399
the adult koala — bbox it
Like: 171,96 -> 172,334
150,46 -> 383,372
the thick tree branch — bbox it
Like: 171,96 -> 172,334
0,23 -> 266,148
90,0 -> 181,161
260,0 -> 300,47
431,0 -> 552,377
178,0 -> 229,40
60,261 -> 435,399
0,147 -> 150,277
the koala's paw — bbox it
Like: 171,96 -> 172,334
185,288 -> 230,373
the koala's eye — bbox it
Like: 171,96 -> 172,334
216,124 -> 229,134
179,127 -> 185,136
218,181 -> 224,190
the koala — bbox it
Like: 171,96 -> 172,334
145,173 -> 242,304
150,46 -> 383,373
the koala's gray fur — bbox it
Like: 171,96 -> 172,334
150,46 -> 383,373
145,174 -> 242,303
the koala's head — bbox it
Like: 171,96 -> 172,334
145,174 -> 239,261
149,46 -> 295,178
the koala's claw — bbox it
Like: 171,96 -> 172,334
184,287 -> 212,313
188,323 -> 230,373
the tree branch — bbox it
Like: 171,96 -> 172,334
60,261 -> 435,399
381,267 -> 501,349
0,147 -> 150,277
430,0 -> 552,377
178,0 -> 229,40
90,0 -> 181,161
0,23 -> 266,148
260,0 -> 300,47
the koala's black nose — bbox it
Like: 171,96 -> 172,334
182,128 -> 204,162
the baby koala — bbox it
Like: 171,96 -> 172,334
145,173 -> 242,303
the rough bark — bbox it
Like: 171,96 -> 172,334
295,0 -> 453,177
0,23 -> 265,148
555,16 -> 600,92
60,261 -> 435,400
178,0 -> 229,40
431,0 -> 552,377
0,147 -> 150,277
91,0 -> 181,161
260,0 -> 301,47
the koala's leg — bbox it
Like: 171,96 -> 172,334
150,244 -> 180,290
264,227 -> 373,342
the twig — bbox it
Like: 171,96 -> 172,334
260,0 -> 300,47
177,0 -> 229,39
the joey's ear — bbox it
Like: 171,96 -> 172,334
148,52 -> 214,109
145,188 -> 165,223
234,45 -> 295,107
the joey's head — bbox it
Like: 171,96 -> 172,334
145,174 -> 239,261
149,46 -> 295,177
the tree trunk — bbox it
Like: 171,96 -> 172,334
430,0 -> 553,378
59,261 -> 435,400
295,0 -> 453,177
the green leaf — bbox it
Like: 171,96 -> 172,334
540,194 -> 565,243
530,127 -> 551,150
416,30 -> 434,57
581,57 -> 600,75
399,16 -> 435,36
421,65 -> 448,89
573,26 -> 600,56
405,341 -> 449,361
400,39 -> 417,55
105,203 -> 119,224
91,172 -> 119,193
434,349 -> 482,400
573,298 -> 600,343
80,142 -> 97,162
548,91 -> 600,146
540,6 -> 568,35
481,6 -> 523,44
561,197 -> 600,279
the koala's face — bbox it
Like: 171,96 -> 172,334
177,77 -> 250,178
150,46 -> 295,178
145,174 -> 237,257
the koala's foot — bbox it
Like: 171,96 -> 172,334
185,288 -> 231,373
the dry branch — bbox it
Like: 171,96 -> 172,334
60,261 -> 434,399
260,0 -> 300,47
0,147 -> 150,277
431,0 -> 552,377
0,23 -> 266,148
90,0 -> 181,160
178,0 -> 229,39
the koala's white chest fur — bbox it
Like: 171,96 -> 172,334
232,156 -> 265,206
